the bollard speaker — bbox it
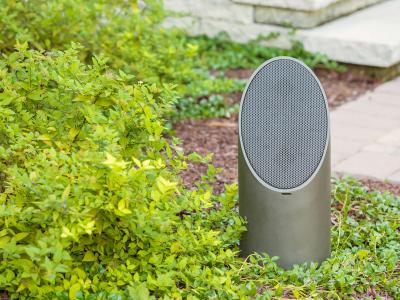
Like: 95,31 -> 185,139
238,56 -> 331,269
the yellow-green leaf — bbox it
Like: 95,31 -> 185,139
117,199 -> 132,215
170,241 -> 182,253
13,232 -> 29,242
69,283 -> 80,300
357,249 -> 369,260
156,176 -> 177,194
16,283 -> 26,293
103,153 -> 128,170
68,128 -> 80,141
293,289 -> 301,299
0,236 -> 10,248
62,184 -> 71,201
82,251 -> 96,262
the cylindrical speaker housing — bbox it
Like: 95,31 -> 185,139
238,57 -> 331,269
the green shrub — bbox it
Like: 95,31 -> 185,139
0,47 -> 248,299
0,0 -> 238,98
0,0 -> 174,81
0,0 -> 343,121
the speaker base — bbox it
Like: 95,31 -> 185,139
238,145 -> 331,269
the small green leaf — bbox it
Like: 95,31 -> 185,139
82,251 -> 96,262
13,232 -> 29,242
69,283 -> 81,300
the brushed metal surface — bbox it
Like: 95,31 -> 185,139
238,144 -> 331,269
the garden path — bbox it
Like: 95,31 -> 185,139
332,76 -> 400,182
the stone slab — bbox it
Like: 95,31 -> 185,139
254,0 -> 384,29
164,0 -> 253,24
340,102 -> 400,120
358,129 -> 400,155
376,129 -> 400,147
354,89 -> 400,108
196,18 -> 292,46
163,16 -> 202,35
300,0 -> 400,67
362,143 -> 400,155
332,151 -> 348,166
233,0 -> 339,11
373,76 -> 400,94
164,0 -> 400,67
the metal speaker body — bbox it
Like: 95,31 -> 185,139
238,57 -> 331,269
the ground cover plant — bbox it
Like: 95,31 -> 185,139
191,33 -> 344,72
0,0 -> 398,299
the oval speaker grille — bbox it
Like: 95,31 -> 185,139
240,57 -> 328,190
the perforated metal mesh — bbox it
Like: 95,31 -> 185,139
240,58 -> 328,190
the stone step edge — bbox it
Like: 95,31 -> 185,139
163,15 -> 400,68
254,0 -> 385,29
233,0 -> 357,11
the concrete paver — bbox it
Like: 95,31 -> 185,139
331,151 -> 350,166
331,76 -> 400,183
331,138 -> 365,155
330,110 -> 400,130
388,170 -> 400,182
331,123 -> 383,143
334,151 -> 400,179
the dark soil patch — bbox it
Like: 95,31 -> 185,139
175,69 -> 399,196
315,68 -> 381,108
0,291 -> 8,300
361,178 -> 400,197
175,118 -> 238,194
225,68 -> 381,109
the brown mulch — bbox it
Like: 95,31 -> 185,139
362,178 -> 400,196
175,118 -> 238,193
355,290 -> 395,300
0,291 -> 8,300
225,67 -> 381,109
175,68 -> 400,196
316,68 -> 381,108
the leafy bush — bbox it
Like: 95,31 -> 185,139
0,0 -> 343,121
0,47 -> 247,299
0,47 -> 399,299
0,0 -> 238,98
